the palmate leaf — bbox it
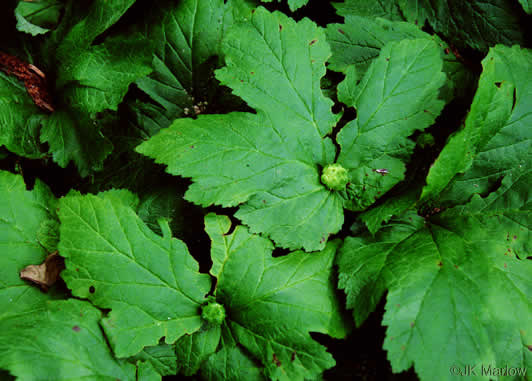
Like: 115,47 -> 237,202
137,7 -> 447,251
58,193 -> 211,357
185,213 -> 350,380
337,170 -> 531,380
56,191 -> 349,379
422,45 -> 532,205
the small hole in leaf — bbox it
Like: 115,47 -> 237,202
89,286 -> 95,294
495,82 -> 502,88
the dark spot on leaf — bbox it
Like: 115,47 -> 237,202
79,313 -> 83,317
240,79 -> 243,82
513,235 -> 517,240
527,345 -> 532,352
250,71 -> 254,75
504,263 -> 507,268
75,268 -> 79,272
291,352 -> 296,361
338,29 -> 345,34
365,173 -> 368,177
72,326 -> 80,332
401,345 -> 405,351
396,304 -> 400,308
495,82 -> 502,88
444,48 -> 450,54
386,58 -> 390,62
437,261 -> 443,267
410,322 -> 415,327
507,248 -> 512,252
273,353 -> 281,367
262,200 -> 266,204
310,39 -> 317,45
311,59 -> 315,63
190,145 -> 195,149
415,20 -> 418,25
251,9 -> 255,13
279,24 -> 282,31
89,286 -> 95,294
454,265 -> 459,269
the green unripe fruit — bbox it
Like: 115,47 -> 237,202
321,164 -> 349,191
201,300 -> 226,325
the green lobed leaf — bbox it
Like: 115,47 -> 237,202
57,192 -> 211,357
333,0 -> 405,21
40,110 -> 114,177
135,0 -> 254,123
0,72 -> 47,159
338,172 -> 532,380
260,0 -> 308,12
336,38 -> 446,211
359,187 -> 420,235
15,0 -> 63,36
422,45 -> 532,204
129,344 -> 177,379
205,213 -> 350,380
176,325 -> 222,376
202,346 -> 266,381
0,299 -> 137,380
519,0 -> 532,13
137,7 -> 344,251
59,34 -> 153,114
0,171 -> 59,320
326,16 -> 473,100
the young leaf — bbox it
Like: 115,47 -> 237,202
338,173 -> 532,380
137,8 -> 447,251
422,45 -> 532,204
58,193 -> 211,357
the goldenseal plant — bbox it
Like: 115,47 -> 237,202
0,0 -> 530,380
